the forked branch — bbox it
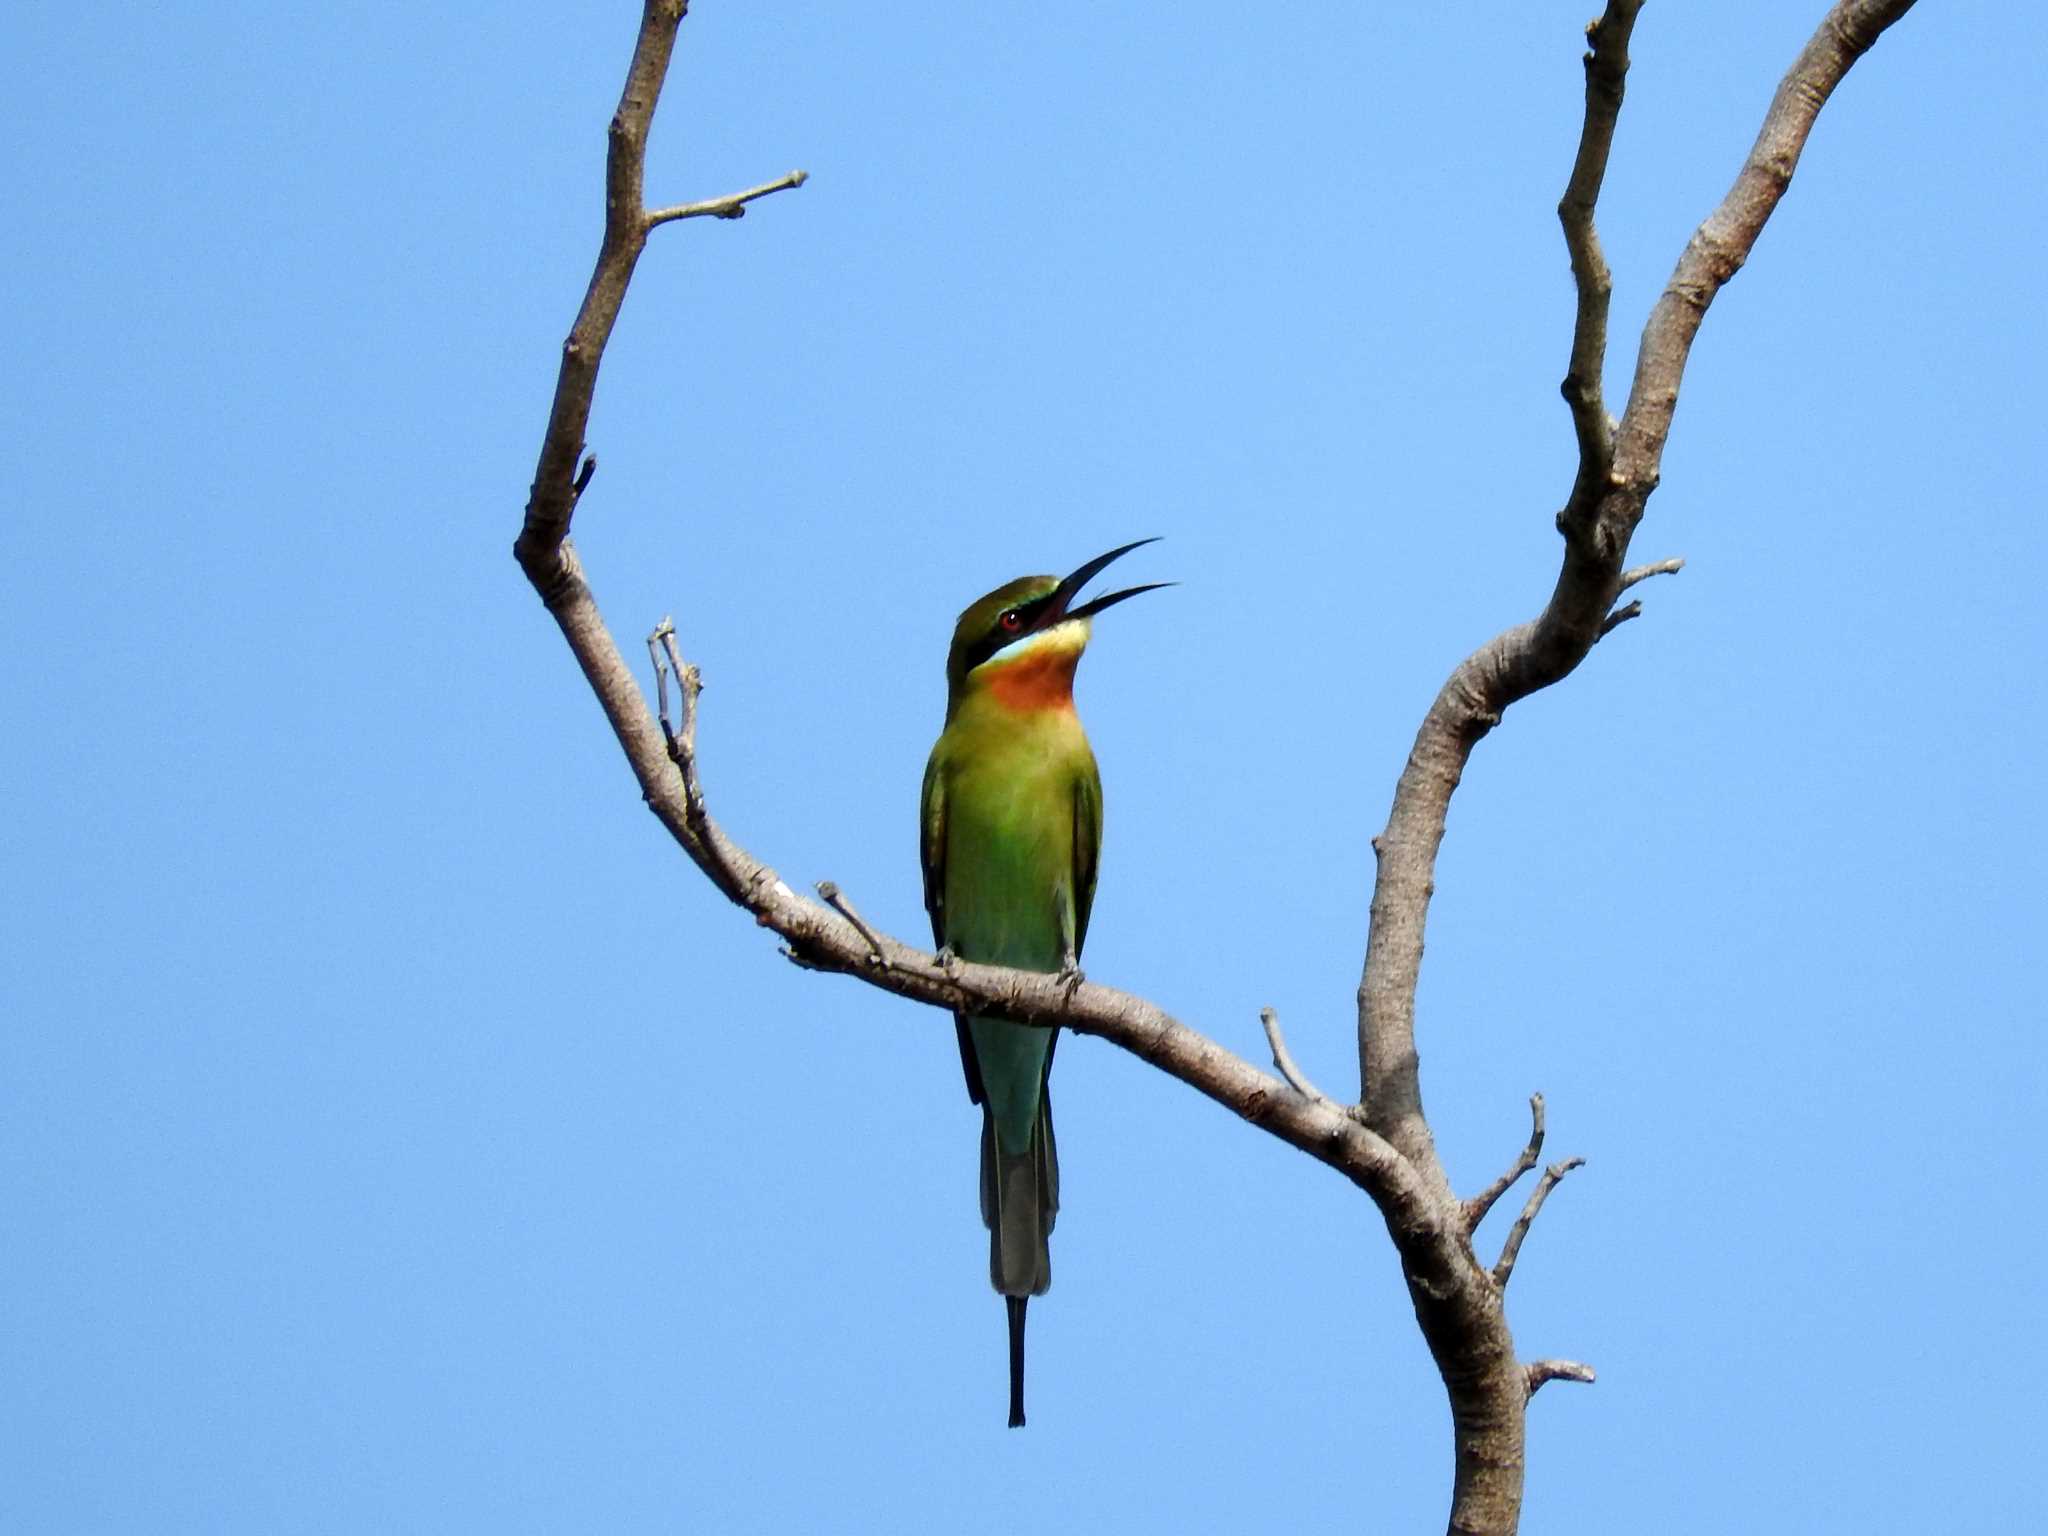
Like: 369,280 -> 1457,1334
516,5 -> 1926,1534
1353,5 -> 1918,1529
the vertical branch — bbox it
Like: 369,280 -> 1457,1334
1557,0 -> 1643,534
1353,5 -> 1921,1533
516,0 -> 685,595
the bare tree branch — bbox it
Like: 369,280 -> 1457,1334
1356,0 -> 1917,1183
1613,0 -> 1921,497
515,4 -> 1924,1533
816,880 -> 890,969
1597,561 -> 1683,637
1261,1007 -> 1339,1111
1557,0 -> 1643,533
1597,599 -> 1644,637
1465,1094 -> 1547,1233
1525,1359 -> 1598,1397
647,170 -> 810,228
1493,1158 -> 1587,1290
1352,8 -> 1919,1527
1618,557 -> 1685,591
514,2 -> 809,601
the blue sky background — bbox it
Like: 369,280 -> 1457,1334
7,3 -> 2043,1531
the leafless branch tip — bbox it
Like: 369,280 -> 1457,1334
1464,1093 -> 1546,1233
817,880 -> 891,969
646,620 -> 709,832
1493,1156 -> 1587,1289
646,170 -> 810,229
1597,599 -> 1643,637
1260,1007 -> 1337,1110
1556,0 -> 1644,535
1618,556 -> 1685,591
1525,1359 -> 1598,1397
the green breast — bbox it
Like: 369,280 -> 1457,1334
936,707 -> 1097,1151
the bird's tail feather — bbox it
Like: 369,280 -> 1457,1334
979,1096 -> 1056,1296
1006,1297 -> 1028,1429
980,1096 -> 1057,1426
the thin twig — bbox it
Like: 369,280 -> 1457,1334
817,880 -> 890,969
1597,600 -> 1643,637
648,619 -> 716,854
1260,1007 -> 1335,1109
657,627 -> 701,773
1618,556 -> 1685,592
646,170 -> 809,228
1464,1094 -> 1546,1233
647,619 -> 676,743
1493,1157 -> 1586,1289
1525,1359 -> 1597,1398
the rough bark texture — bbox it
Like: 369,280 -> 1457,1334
515,4 -> 1920,1531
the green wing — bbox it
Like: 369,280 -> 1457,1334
921,748 -> 987,1107
1069,762 -> 1102,960
919,749 -> 948,948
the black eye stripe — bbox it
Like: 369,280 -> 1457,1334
962,594 -> 1056,673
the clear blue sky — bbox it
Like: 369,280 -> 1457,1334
7,3 -> 2043,1531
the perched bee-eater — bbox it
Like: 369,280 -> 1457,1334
919,539 -> 1167,1428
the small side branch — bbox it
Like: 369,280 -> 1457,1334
1260,1007 -> 1338,1111
1525,1359 -> 1597,1398
1464,1093 -> 1546,1233
646,620 -> 702,798
1619,556 -> 1685,592
1492,1157 -> 1586,1289
817,880 -> 890,968
1597,600 -> 1643,638
1599,555 -> 1685,638
646,170 -> 809,228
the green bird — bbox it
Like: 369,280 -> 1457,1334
919,538 -> 1168,1428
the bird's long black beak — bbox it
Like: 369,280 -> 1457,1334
1048,537 -> 1174,623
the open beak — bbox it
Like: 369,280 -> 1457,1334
1045,537 -> 1174,625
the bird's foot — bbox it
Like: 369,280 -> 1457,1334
935,944 -> 961,976
1056,951 -> 1085,999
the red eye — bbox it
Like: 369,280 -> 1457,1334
999,610 -> 1023,633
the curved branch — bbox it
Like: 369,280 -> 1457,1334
639,616 -> 1439,1230
1613,0 -> 1921,494
1557,0 -> 1643,532
1355,5 -> 1918,1530
1356,0 -> 1919,1155
516,1 -> 680,592
1261,1007 -> 1342,1112
517,5 -> 1924,1534
514,3 -> 808,601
